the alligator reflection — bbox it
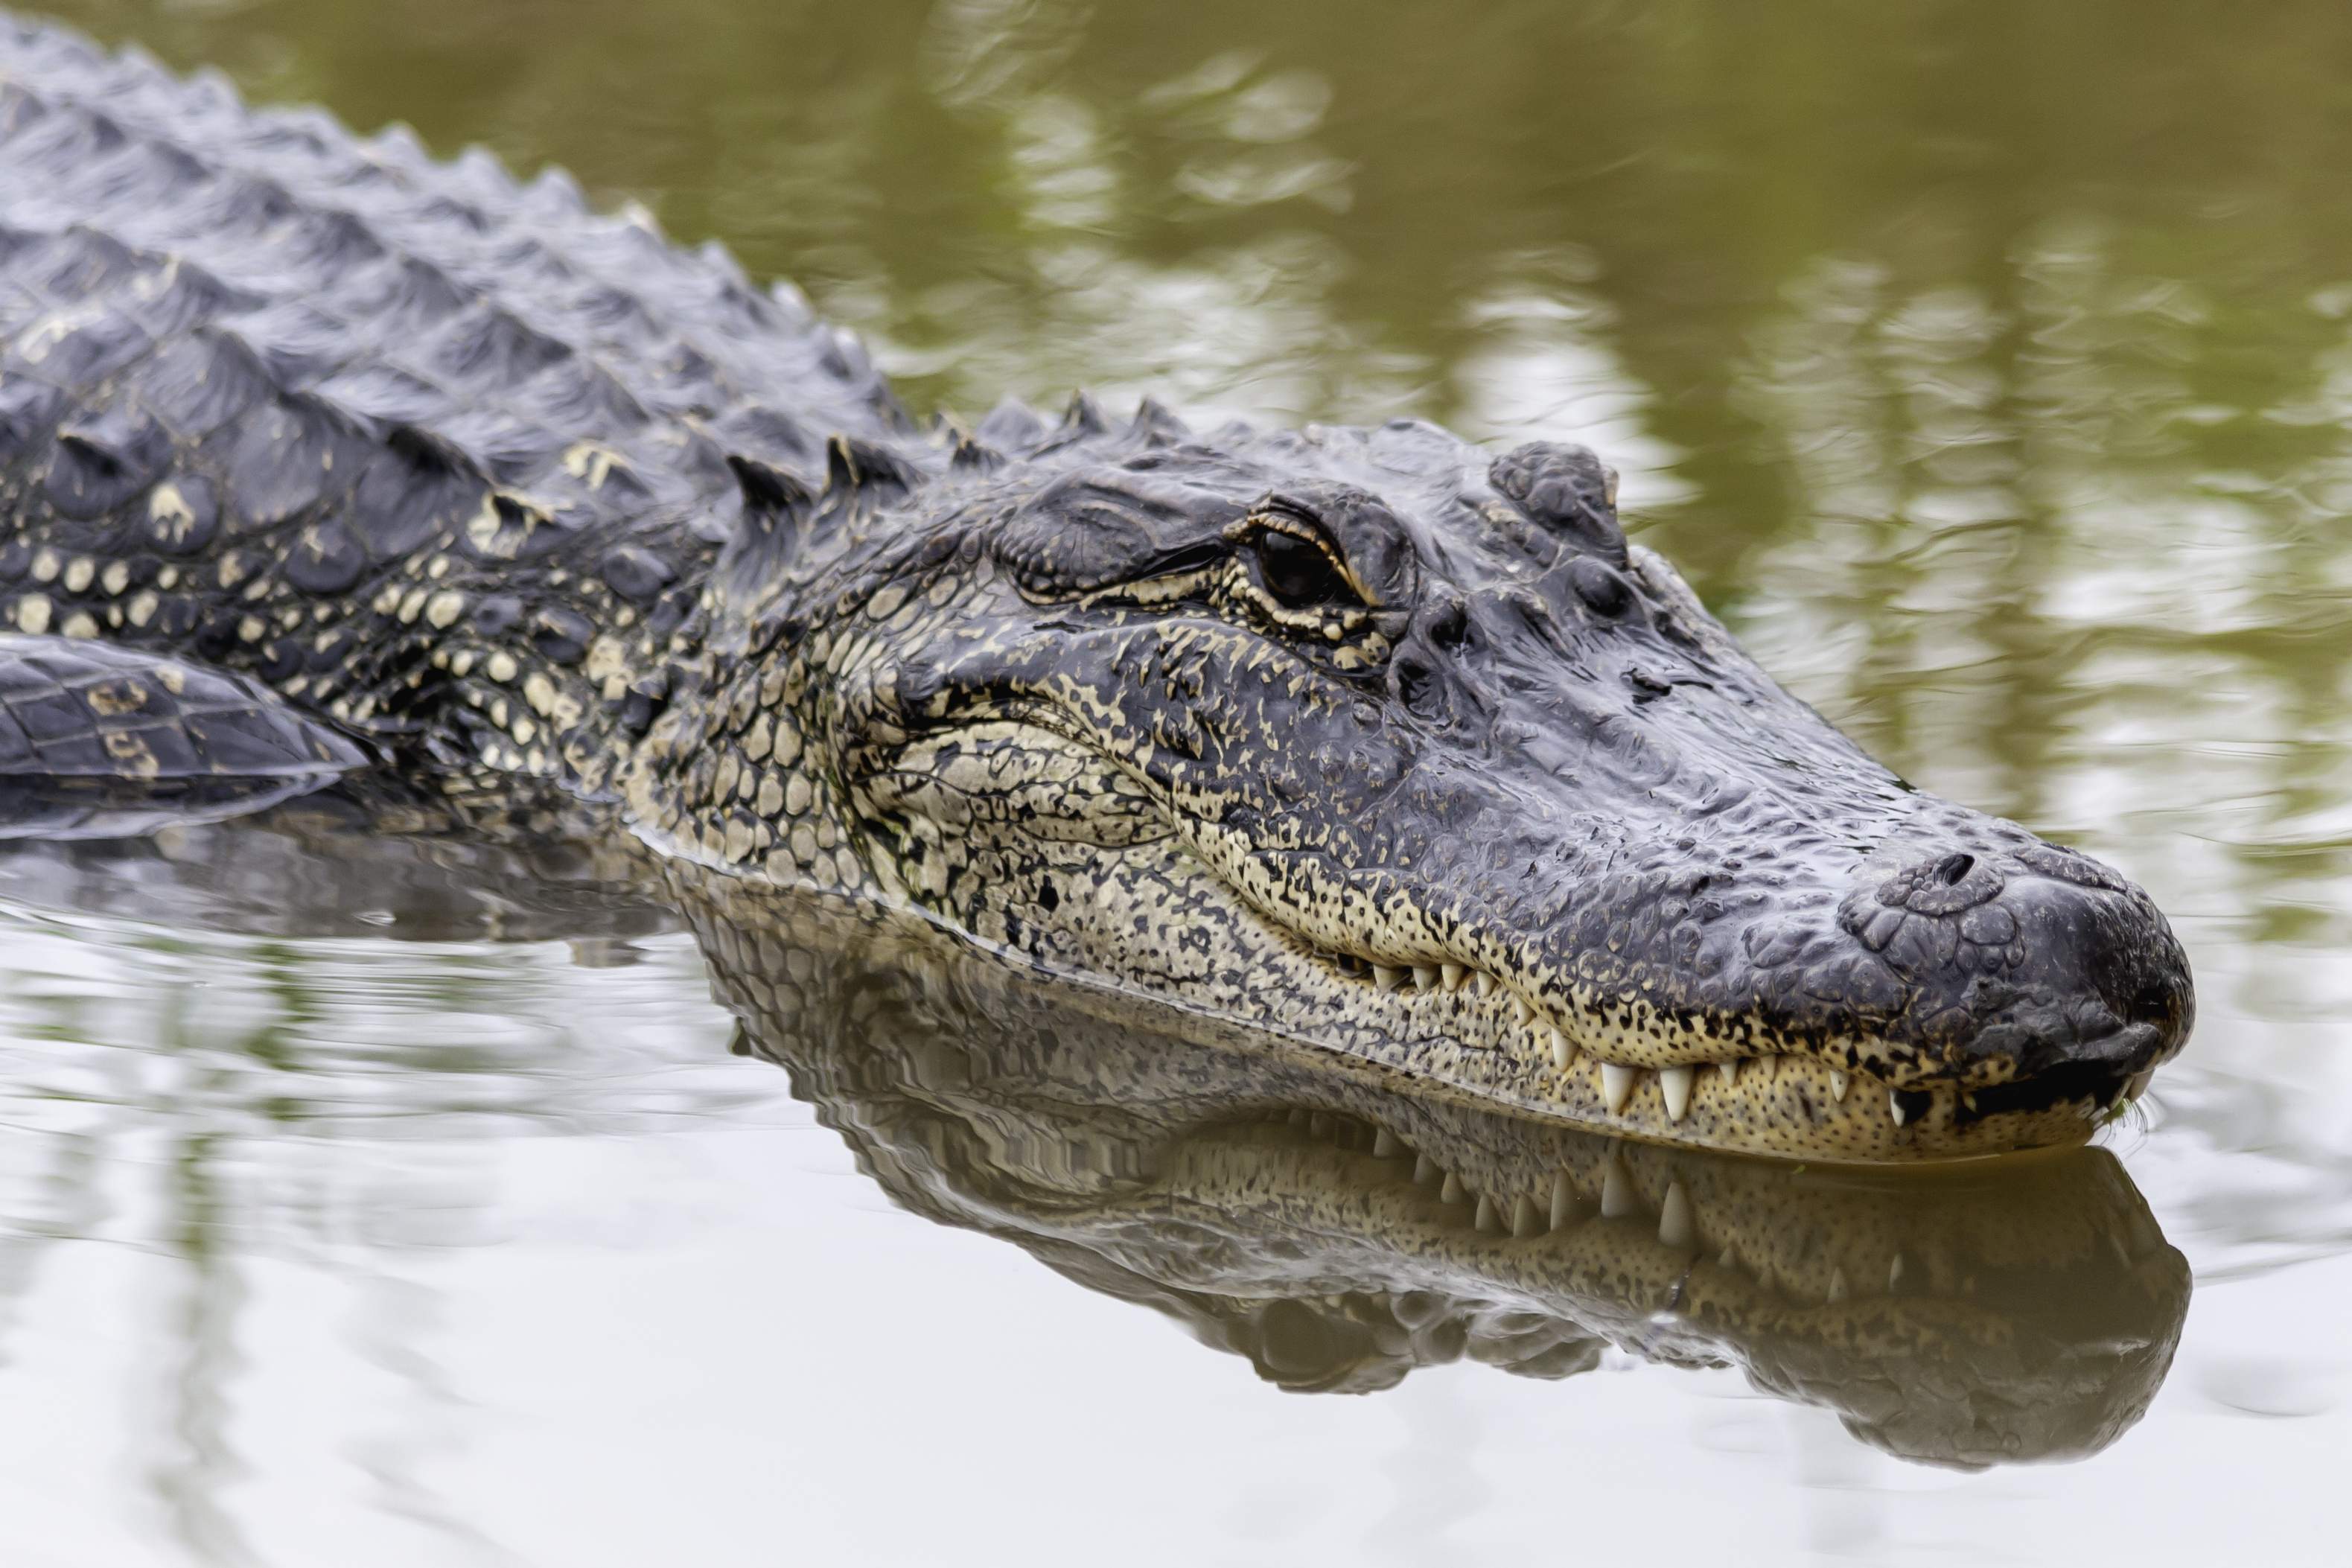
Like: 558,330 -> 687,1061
672,867 -> 2190,1470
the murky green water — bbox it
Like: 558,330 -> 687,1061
3,0 -> 2348,1561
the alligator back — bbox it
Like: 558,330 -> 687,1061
0,15 -> 909,768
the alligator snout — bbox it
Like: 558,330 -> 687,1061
1838,832 -> 2193,1106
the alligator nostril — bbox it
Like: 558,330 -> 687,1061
1397,661 -> 1444,720
1934,852 -> 1975,887
1568,557 -> 1632,617
1426,601 -> 1470,651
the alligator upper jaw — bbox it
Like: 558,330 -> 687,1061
967,797 -> 2185,1161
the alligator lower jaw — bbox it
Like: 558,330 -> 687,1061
1201,937 -> 2135,1164
1053,955 -> 2129,1164
1316,1036 -> 2132,1164
1268,958 -> 2144,1163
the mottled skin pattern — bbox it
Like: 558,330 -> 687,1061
0,19 -> 2194,1160
675,863 -> 2187,1467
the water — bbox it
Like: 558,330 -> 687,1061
4,0 -> 2349,1561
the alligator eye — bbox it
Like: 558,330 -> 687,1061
1254,529 -> 1360,609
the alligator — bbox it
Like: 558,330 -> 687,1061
0,16 -> 2193,1162
0,803 -> 2193,1466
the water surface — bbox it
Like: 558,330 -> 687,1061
4,1 -> 2350,1561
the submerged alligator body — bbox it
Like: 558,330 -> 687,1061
0,18 -> 2193,1161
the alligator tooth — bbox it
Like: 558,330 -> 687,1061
1474,970 -> 1496,998
1660,1065 -> 1695,1123
2123,1068 -> 2155,1105
1826,1267 -> 1849,1304
1441,1171 -> 1465,1204
1511,994 -> 1534,1026
1658,1182 -> 1693,1248
1550,1170 -> 1575,1229
1829,1069 -> 1850,1103
1511,1193 -> 1540,1238
1413,965 -> 1441,991
1718,1059 -> 1739,1086
1373,1128 -> 1403,1158
1474,1193 -> 1500,1231
1599,1159 -> 1634,1218
1602,1062 -> 1638,1115
1718,1244 -> 1738,1270
1441,963 -> 1467,992
1887,1088 -> 1908,1126
1374,965 -> 1409,992
1413,1153 -> 1438,1184
1888,1252 -> 1907,1291
1549,1028 -> 1575,1070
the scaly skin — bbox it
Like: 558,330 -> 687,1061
0,16 -> 2192,1160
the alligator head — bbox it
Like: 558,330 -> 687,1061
643,401 -> 2193,1162
675,866 -> 2190,1467
631,409 -> 2198,1161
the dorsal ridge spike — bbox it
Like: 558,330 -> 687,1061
1129,395 -> 1191,448
726,452 -> 815,529
823,433 -> 922,508
716,453 -> 819,619
929,408 -> 1001,471
1059,389 -> 1108,438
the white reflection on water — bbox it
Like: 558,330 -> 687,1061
1452,265 -> 1695,512
0,901 -> 772,1566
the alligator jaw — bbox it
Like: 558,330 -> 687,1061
944,835 -> 2172,1163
